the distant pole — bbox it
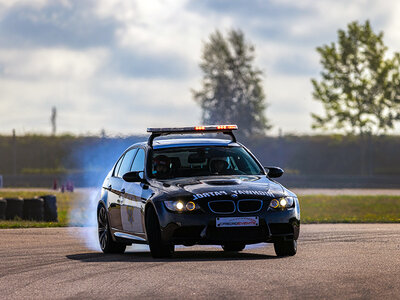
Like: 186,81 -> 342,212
51,107 -> 57,136
12,129 -> 16,175
101,129 -> 106,139
278,128 -> 283,166
367,133 -> 373,176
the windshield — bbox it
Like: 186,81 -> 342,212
150,146 -> 264,179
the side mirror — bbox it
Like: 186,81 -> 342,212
264,166 -> 284,178
123,171 -> 143,182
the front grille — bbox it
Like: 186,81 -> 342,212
237,199 -> 263,213
208,200 -> 235,214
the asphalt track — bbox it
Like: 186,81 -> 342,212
0,224 -> 399,299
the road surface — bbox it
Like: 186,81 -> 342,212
0,224 -> 399,299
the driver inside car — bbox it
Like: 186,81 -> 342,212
153,155 -> 171,178
209,158 -> 229,175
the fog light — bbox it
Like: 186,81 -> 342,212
175,201 -> 184,210
186,201 -> 196,211
279,198 -> 287,207
270,199 -> 279,208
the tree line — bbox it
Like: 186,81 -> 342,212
1,135 -> 400,177
193,21 -> 400,137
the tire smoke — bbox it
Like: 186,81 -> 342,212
67,136 -> 143,251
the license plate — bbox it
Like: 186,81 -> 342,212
216,216 -> 259,227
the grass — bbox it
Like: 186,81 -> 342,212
0,220 -> 65,229
300,195 -> 400,223
1,191 -> 400,228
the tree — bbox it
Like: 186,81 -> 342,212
311,20 -> 400,135
192,29 -> 270,137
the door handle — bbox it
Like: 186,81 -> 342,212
120,188 -> 125,194
108,185 -> 112,191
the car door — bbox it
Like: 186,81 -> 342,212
121,148 -> 147,234
108,148 -> 137,230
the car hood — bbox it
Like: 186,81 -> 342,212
151,175 -> 291,200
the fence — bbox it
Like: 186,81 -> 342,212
2,173 -> 400,189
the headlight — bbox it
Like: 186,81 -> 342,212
269,196 -> 296,209
270,199 -> 279,208
164,200 -> 200,212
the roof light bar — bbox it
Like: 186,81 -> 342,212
147,125 -> 238,133
147,125 -> 238,146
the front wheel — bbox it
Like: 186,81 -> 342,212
274,239 -> 297,257
145,206 -> 174,258
97,205 -> 126,254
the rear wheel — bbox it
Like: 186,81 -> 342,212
274,239 -> 297,257
222,242 -> 246,252
145,206 -> 174,258
97,205 -> 126,254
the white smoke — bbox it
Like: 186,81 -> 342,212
68,188 -> 101,251
67,136 -> 143,252
68,187 -> 150,251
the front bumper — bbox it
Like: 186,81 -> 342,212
154,201 -> 300,245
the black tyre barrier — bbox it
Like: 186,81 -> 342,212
40,195 -> 58,222
0,198 -> 6,220
23,198 -> 44,221
5,198 -> 24,220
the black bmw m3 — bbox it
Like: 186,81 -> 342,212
97,125 -> 300,258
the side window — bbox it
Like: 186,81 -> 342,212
117,149 -> 137,177
131,149 -> 145,172
113,155 -> 124,177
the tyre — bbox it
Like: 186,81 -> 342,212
274,239 -> 297,257
222,242 -> 246,252
5,198 -> 24,220
0,198 -> 6,220
145,205 -> 174,258
40,195 -> 58,222
23,198 -> 44,221
97,205 -> 126,254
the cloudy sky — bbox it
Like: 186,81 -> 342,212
1,0 -> 400,136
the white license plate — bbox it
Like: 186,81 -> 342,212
216,216 -> 259,227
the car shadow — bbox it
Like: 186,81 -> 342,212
66,250 -> 278,263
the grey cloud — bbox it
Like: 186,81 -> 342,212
0,0 -> 117,48
186,0 -> 310,41
0,1 -> 195,80
106,49 -> 193,79
186,0 -> 388,45
186,0 -> 307,20
271,54 -> 319,76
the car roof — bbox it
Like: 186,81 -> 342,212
131,138 -> 240,150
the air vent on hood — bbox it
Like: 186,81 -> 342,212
203,179 -> 240,186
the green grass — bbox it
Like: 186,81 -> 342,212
0,220 -> 65,229
301,195 -> 400,223
1,191 -> 400,228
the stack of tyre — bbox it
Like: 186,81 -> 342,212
0,195 -> 58,222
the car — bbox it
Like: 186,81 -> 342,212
97,125 -> 300,258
